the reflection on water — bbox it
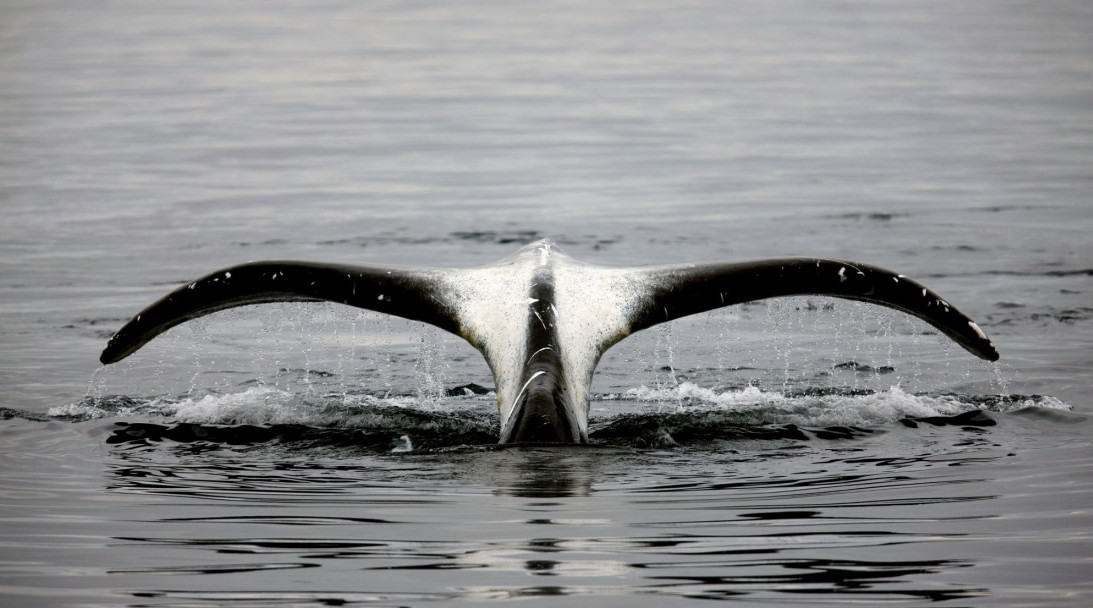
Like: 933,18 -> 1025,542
488,448 -> 601,498
98,426 -> 1010,605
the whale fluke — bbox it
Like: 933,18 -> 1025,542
99,261 -> 460,364
101,239 -> 998,443
629,259 -> 999,362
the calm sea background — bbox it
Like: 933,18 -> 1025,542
2,1 -> 1091,606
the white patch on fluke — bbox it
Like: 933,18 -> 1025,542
441,254 -> 536,420
438,241 -> 642,434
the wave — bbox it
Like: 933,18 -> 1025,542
37,382 -> 1071,452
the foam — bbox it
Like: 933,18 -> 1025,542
58,382 -> 1071,438
620,382 -> 1071,427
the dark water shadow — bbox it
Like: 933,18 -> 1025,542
92,408 -> 1040,605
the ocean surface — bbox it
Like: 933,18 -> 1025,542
2,1 -> 1091,606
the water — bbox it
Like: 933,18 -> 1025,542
2,1 -> 1092,605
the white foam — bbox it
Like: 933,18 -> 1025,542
47,401 -> 127,420
171,386 -> 301,425
621,382 -> 1070,427
150,383 -> 505,429
48,399 -> 174,420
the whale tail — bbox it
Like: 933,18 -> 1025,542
101,241 -> 998,444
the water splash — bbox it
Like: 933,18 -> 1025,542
617,382 -> 1069,426
45,380 -> 1072,453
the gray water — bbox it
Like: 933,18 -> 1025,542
2,1 -> 1092,606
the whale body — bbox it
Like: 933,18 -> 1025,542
100,239 -> 998,443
